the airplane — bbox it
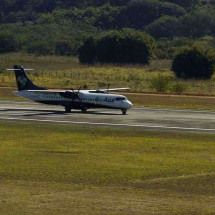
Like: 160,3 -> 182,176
7,65 -> 133,114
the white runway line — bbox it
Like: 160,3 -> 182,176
133,107 -> 215,114
0,116 -> 214,132
1,104 -> 212,113
0,111 -> 35,116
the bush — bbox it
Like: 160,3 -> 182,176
172,47 -> 215,79
149,74 -> 170,92
170,81 -> 186,94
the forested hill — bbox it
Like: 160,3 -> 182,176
0,0 -> 214,57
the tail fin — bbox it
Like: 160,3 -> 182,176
13,65 -> 46,91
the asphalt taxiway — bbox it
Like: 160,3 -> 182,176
0,100 -> 215,134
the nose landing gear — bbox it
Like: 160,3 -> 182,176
121,109 -> 127,115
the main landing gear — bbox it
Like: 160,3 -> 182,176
65,107 -> 71,113
64,107 -> 87,113
81,107 -> 87,112
121,109 -> 127,115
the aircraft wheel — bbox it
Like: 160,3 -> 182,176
121,109 -> 127,115
81,107 -> 87,112
65,107 -> 71,113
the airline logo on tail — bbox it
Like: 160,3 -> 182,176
17,76 -> 28,88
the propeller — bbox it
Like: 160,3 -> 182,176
59,86 -> 87,111
106,83 -> 110,94
63,88 -> 81,102
71,87 -> 81,102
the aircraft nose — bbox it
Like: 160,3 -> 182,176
126,101 -> 133,109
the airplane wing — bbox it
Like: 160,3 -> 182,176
90,88 -> 130,92
24,89 -> 82,100
27,90 -> 67,93
26,88 -> 130,93
102,87 -> 130,91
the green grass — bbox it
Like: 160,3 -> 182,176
0,122 -> 215,214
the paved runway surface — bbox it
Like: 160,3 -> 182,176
0,100 -> 215,134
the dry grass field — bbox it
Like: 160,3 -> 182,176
0,53 -> 215,95
0,122 -> 215,215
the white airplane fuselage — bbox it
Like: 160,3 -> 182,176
14,90 -> 133,111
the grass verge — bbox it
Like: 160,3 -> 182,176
0,122 -> 215,214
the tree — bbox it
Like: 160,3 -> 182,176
97,29 -> 154,64
79,37 -> 98,64
179,8 -> 215,38
160,0 -> 200,9
108,0 -> 186,29
145,16 -> 180,39
172,47 -> 215,79
79,29 -> 154,64
55,38 -> 76,56
26,41 -> 53,55
0,32 -> 17,53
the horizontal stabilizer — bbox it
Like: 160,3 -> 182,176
6,68 -> 34,71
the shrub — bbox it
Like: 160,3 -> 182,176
170,81 -> 186,94
172,47 -> 215,79
149,74 -> 170,92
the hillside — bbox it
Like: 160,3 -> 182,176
0,0 -> 214,57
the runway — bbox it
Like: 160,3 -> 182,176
0,100 -> 215,134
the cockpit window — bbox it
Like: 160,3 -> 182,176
115,97 -> 126,101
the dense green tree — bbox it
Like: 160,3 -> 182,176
97,0 -> 186,29
0,32 -> 17,53
79,29 -> 154,64
55,37 -> 82,56
55,38 -> 74,56
172,47 -> 215,79
179,8 -> 215,38
26,41 -> 53,55
160,0 -> 200,9
0,0 -> 214,56
55,0 -> 130,8
145,16 -> 180,39
79,37 -> 98,64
